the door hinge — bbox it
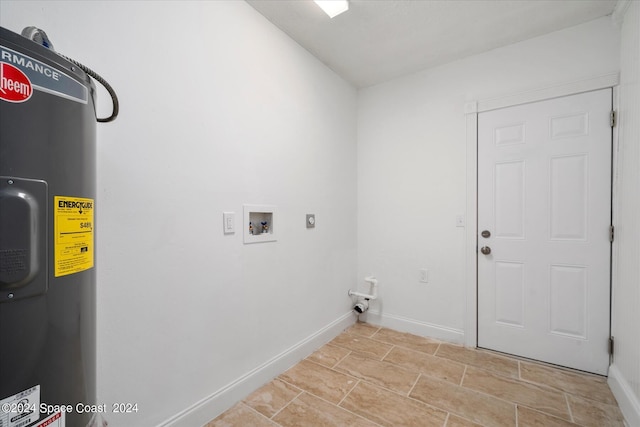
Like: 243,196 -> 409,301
609,336 -> 615,356
610,110 -> 616,127
610,225 -> 615,243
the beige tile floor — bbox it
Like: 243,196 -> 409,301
206,322 -> 625,427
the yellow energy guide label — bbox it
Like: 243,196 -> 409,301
54,196 -> 94,277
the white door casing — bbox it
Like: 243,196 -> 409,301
477,88 -> 612,375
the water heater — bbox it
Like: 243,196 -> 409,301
0,26 -> 117,427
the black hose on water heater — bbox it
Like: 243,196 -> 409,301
21,26 -> 119,123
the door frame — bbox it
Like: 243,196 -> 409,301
463,72 -> 620,348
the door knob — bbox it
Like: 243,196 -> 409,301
480,246 -> 491,255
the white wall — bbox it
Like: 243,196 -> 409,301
610,2 -> 640,425
357,17 -> 620,342
0,1 -> 357,426
1,1 -> 633,425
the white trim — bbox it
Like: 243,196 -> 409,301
612,0 -> 632,28
608,364 -> 640,427
364,310 -> 465,344
157,312 -> 355,427
477,72 -> 619,113
464,110 -> 478,348
464,101 -> 478,114
464,74 -> 619,350
611,85 -> 620,332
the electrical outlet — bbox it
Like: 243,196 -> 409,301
306,214 -> 316,228
419,268 -> 428,283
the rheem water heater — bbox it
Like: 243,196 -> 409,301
0,26 -> 117,427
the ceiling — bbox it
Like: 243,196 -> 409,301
246,0 -> 618,88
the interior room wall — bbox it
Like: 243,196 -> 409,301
356,17 -> 620,342
0,1 -> 358,425
2,1 -> 634,425
610,1 -> 640,425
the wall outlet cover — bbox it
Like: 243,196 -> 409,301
419,268 -> 428,283
306,214 -> 315,228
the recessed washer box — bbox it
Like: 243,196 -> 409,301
243,204 -> 276,244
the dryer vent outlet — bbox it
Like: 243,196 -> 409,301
353,299 -> 369,314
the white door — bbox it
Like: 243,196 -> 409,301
477,89 -> 612,375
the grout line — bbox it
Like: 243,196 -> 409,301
459,364 -> 468,387
354,374 -> 425,402
368,325 -> 382,339
288,382 -> 385,427
457,368 -> 578,423
295,389 -> 335,406
348,325 -> 376,340
377,341 -> 441,358
337,379 -> 360,407
443,413 -> 487,427
305,357 -> 339,370
338,402 -> 386,427
407,373 -> 422,397
332,350 -> 353,369
380,344 -> 395,360
478,346 -> 607,381
344,410 -> 386,427
368,336 -> 396,348
433,342 -> 442,357
565,393 -> 575,423
517,360 -> 611,398
276,377 -> 302,391
515,370 -> 582,397
366,324 -> 382,338
515,404 -> 519,427
452,377 -> 527,409
338,365 -> 413,397
443,412 -> 450,427
517,404 -> 582,426
332,333 -> 391,361
405,387 -> 467,422
518,360 -> 522,380
239,402 -> 281,425
268,389 -> 304,420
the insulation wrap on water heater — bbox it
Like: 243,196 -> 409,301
1,26 -> 98,427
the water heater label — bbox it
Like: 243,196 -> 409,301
36,411 -> 65,427
54,196 -> 94,277
0,385 -> 40,427
0,46 -> 88,104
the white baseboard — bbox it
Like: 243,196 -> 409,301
608,364 -> 640,427
158,312 -> 356,427
362,310 -> 465,345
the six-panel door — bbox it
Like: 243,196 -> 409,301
478,88 -> 612,375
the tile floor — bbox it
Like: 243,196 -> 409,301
206,322 -> 625,427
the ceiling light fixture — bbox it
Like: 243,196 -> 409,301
314,0 -> 349,18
